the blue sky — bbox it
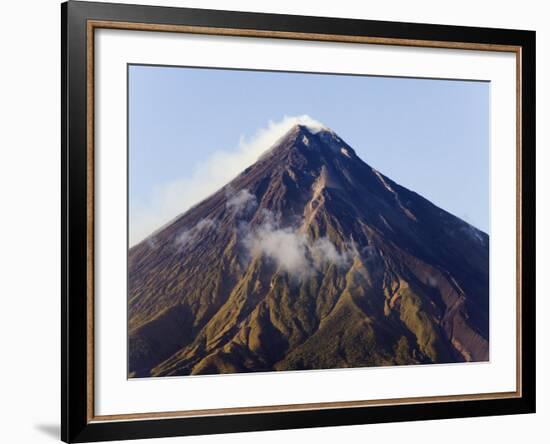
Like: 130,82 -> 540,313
129,64 -> 490,245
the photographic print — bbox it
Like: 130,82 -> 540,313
63,5 -> 535,440
127,65 -> 490,378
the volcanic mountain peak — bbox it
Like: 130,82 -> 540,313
128,121 -> 489,378
285,122 -> 348,148
259,121 -> 359,174
282,114 -> 330,134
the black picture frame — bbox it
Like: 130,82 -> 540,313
61,1 -> 536,442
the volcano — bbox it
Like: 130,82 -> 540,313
128,123 -> 489,378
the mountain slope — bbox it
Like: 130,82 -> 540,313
128,123 -> 489,377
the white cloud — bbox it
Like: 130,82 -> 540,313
130,115 -> 327,246
226,187 -> 257,215
242,211 -> 354,280
243,216 -> 310,277
175,218 -> 217,248
309,237 -> 354,269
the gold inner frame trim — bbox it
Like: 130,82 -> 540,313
86,19 -> 523,423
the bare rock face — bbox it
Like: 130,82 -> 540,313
128,124 -> 489,378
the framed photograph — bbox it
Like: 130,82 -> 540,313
61,1 -> 536,442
